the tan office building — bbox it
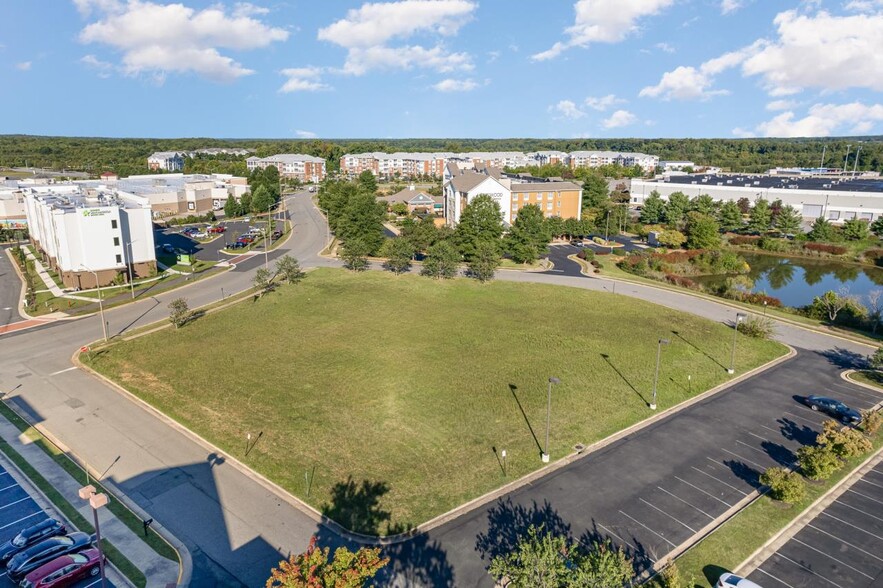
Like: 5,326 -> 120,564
509,182 -> 582,221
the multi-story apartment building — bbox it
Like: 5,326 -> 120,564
24,187 -> 156,288
147,152 -> 185,172
530,151 -> 568,166
246,154 -> 326,183
509,181 -> 583,222
569,151 -> 658,172
444,170 -> 512,226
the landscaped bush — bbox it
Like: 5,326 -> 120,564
758,237 -> 790,252
590,260 -> 602,269
739,292 -> 782,307
804,242 -> 848,255
817,420 -> 872,458
796,444 -> 842,481
739,316 -> 775,339
760,467 -> 806,504
864,248 -> 883,266
728,235 -> 761,246
577,249 -> 595,261
664,274 -> 699,289
861,409 -> 882,435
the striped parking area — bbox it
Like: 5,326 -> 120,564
748,459 -> 883,588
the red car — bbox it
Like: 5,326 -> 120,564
19,548 -> 103,588
237,236 -> 254,244
208,226 -> 226,234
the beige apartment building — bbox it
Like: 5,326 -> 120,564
509,182 -> 583,222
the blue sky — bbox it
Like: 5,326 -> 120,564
3,0 -> 883,139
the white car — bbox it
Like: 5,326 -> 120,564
717,573 -> 763,588
192,231 -> 208,239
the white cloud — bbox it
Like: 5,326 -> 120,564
78,0 -> 289,83
720,0 -> 743,14
433,77 -> 478,92
748,102 -> 883,137
80,54 -> 114,77
532,0 -> 675,61
655,42 -> 674,53
318,0 -> 476,75
765,99 -> 796,111
602,109 -> 638,128
15,61 -> 32,71
279,67 -> 331,93
232,2 -> 269,18
741,10 -> 883,95
584,94 -> 624,111
731,127 -> 756,138
487,50 -> 500,63
844,1 -> 883,12
550,99 -> 585,119
295,129 -> 317,138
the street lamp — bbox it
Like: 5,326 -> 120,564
650,338 -> 670,410
542,376 -> 561,463
78,485 -> 108,588
79,265 -> 107,342
844,144 -> 851,174
729,313 -> 747,374
123,240 -> 135,299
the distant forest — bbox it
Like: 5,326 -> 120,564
1,134 -> 882,178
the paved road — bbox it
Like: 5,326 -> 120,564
0,247 -> 22,330
748,457 -> 883,588
0,191 -> 880,586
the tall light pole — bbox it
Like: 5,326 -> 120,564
80,265 -> 107,342
542,376 -> 561,463
78,485 -> 108,588
124,240 -> 135,299
729,313 -> 746,374
853,146 -> 862,177
650,338 -> 670,410
844,144 -> 851,175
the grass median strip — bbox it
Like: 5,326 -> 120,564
86,268 -> 785,535
0,403 -> 178,575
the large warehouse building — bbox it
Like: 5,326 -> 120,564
631,174 -> 883,223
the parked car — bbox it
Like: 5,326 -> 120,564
182,227 -> 199,235
208,226 -> 226,234
228,241 -> 246,249
716,573 -> 763,588
569,239 -> 584,247
161,243 -> 176,254
19,548 -> 103,588
237,236 -> 254,244
271,230 -> 282,240
0,520 -> 66,565
6,532 -> 92,583
192,232 -> 208,239
803,395 -> 862,424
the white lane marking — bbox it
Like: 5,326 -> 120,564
859,477 -> 883,491
833,500 -> 883,523
656,485 -> 715,520
755,566 -> 797,588
81,579 -> 102,588
782,411 -> 822,427
638,497 -> 696,533
719,447 -> 766,471
745,430 -> 770,442
0,482 -> 20,492
821,511 -> 883,542
0,497 -> 31,511
845,487 -> 883,507
696,463 -> 749,495
790,537 -> 874,580
617,510 -> 677,548
594,523 -> 645,559
0,471 -> 11,476
806,523 -> 883,564
771,553 -> 843,587
49,367 -> 78,376
760,424 -> 782,436
0,512 -> 42,530
674,476 -> 732,507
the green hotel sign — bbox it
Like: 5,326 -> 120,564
82,209 -> 111,217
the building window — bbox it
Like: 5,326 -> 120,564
111,219 -> 118,229
113,237 -> 120,246
546,202 -> 553,210
861,212 -> 874,221
827,211 -> 840,220
843,211 -> 857,220
115,254 -> 122,264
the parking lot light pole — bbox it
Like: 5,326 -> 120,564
78,485 -> 108,588
125,241 -> 135,299
650,338 -> 670,410
542,377 -> 561,463
729,313 -> 747,374
80,265 -> 107,342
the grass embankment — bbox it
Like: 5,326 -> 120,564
0,403 -> 181,587
846,370 -> 883,390
674,432 -> 883,586
85,268 -> 785,535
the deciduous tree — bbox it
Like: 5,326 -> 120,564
380,238 -> 415,274
340,238 -> 370,271
275,255 -> 304,285
685,212 -> 721,250
507,204 -> 551,264
421,240 -> 460,279
168,298 -> 190,329
468,241 -> 501,282
253,267 -> 273,296
455,194 -> 504,261
266,536 -> 388,588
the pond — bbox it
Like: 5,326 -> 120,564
696,253 -> 883,308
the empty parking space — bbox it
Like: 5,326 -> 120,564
748,461 -> 883,588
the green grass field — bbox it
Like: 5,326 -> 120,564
85,268 -> 785,534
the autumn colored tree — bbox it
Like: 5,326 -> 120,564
266,536 -> 388,588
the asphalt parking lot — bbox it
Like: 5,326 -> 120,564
748,458 -> 883,588
153,216 -> 286,262
0,462 -> 112,588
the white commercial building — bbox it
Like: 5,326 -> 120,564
24,187 -> 156,288
246,154 -> 326,182
569,150 -> 659,172
631,174 -> 883,224
100,173 -> 248,218
660,161 -> 695,171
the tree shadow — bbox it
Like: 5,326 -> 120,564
578,519 -> 654,576
760,440 -> 796,468
723,459 -> 761,488
703,564 -> 730,587
778,415 -> 818,445
599,353 -> 649,406
321,476 -> 392,536
671,330 -> 728,372
378,533 -> 457,587
817,347 -> 868,370
507,384 -> 543,454
474,497 -> 572,562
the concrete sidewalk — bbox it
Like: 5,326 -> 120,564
0,408 -> 180,587
21,248 -> 92,301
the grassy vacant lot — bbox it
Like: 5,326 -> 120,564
86,268 -> 785,534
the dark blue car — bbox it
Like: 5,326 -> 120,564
6,532 -> 92,583
0,519 -> 66,565
804,395 -> 862,424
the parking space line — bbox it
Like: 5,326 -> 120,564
859,477 -> 883,491
0,512 -> 42,530
760,424 -> 782,436
782,411 -> 822,427
755,566 -> 796,588
821,512 -> 883,542
0,482 -> 20,492
618,510 -> 677,548
773,553 -> 843,587
806,523 -> 883,564
695,463 -> 749,495
829,381 -> 882,400
82,579 -> 102,588
0,471 -> 10,476
0,497 -> 31,511
835,500 -> 883,523
595,523 -> 644,560
845,487 -> 883,506
736,439 -> 790,463
790,537 -> 874,580
656,486 -> 715,520
638,498 -> 696,533
719,447 -> 766,471
745,431 -> 769,442
674,476 -> 732,507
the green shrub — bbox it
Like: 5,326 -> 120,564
760,467 -> 806,504
817,420 -> 872,458
758,237 -> 789,252
797,444 -> 842,480
739,316 -> 775,339
861,409 -> 882,435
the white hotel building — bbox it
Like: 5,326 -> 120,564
246,154 -> 326,182
24,187 -> 156,289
